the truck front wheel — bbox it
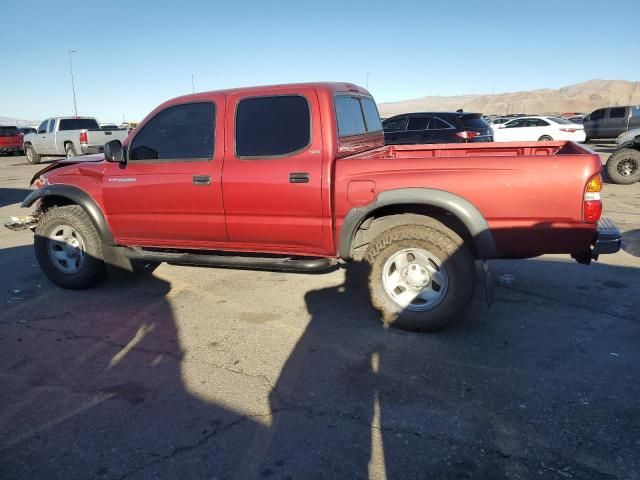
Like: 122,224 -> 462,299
606,148 -> 640,184
365,222 -> 475,332
34,205 -> 107,289
25,144 -> 41,164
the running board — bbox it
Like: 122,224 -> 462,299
124,247 -> 336,272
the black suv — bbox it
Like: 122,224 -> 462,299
583,105 -> 640,141
382,112 -> 492,144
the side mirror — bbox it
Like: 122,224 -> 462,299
104,140 -> 126,165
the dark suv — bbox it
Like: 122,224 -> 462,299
382,112 -> 492,144
583,105 -> 640,141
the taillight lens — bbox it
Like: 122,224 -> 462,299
79,131 -> 88,144
560,128 -> 578,133
583,174 -> 602,223
455,131 -> 480,141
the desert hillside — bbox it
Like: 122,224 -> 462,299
378,80 -> 640,117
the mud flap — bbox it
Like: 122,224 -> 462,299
482,260 -> 493,308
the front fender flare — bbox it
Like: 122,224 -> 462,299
338,188 -> 497,260
22,184 -> 115,245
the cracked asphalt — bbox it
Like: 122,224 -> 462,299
1,145 -> 639,480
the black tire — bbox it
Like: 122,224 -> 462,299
65,143 -> 77,158
606,148 -> 640,185
25,144 -> 41,164
538,135 -> 553,141
365,221 -> 476,332
34,205 -> 107,289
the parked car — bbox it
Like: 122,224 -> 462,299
19,127 -> 37,135
382,112 -> 492,144
568,115 -> 584,124
606,132 -> 640,184
5,82 -> 620,332
493,116 -> 586,142
0,126 -> 24,155
583,105 -> 640,141
23,117 -> 129,164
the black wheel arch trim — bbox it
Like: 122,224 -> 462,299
21,185 -> 115,245
338,188 -> 498,260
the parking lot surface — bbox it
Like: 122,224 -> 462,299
1,146 -> 639,480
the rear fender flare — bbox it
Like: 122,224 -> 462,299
338,188 -> 497,260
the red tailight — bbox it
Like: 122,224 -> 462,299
455,131 -> 480,141
79,131 -> 88,144
583,174 -> 603,223
560,128 -> 578,133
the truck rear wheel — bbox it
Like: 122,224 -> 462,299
34,205 -> 107,289
25,144 -> 41,164
365,221 -> 475,332
65,143 -> 78,158
606,148 -> 640,184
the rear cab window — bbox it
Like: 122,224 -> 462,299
335,95 -> 382,137
609,107 -> 627,119
59,118 -> 100,131
0,126 -> 20,135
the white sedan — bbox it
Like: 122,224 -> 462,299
493,116 -> 586,142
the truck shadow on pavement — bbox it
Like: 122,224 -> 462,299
1,242 -> 639,479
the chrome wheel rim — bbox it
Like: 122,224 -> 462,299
47,224 -> 86,274
26,149 -> 33,162
66,148 -> 74,158
382,248 -> 448,311
617,158 -> 638,177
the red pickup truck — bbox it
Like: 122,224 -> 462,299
6,82 -> 621,331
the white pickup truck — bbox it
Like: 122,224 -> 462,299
23,117 -> 128,164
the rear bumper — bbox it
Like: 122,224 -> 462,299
591,218 -> 621,257
0,146 -> 23,153
80,145 -> 104,155
572,218 -> 621,264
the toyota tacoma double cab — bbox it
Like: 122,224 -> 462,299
5,82 -> 621,331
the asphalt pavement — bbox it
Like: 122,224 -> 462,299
0,146 -> 639,480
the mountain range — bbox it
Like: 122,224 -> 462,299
377,80 -> 640,117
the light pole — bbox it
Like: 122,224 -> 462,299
68,50 -> 78,117
492,82 -> 496,96
366,72 -> 372,90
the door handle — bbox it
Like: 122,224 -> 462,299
289,172 -> 309,183
193,175 -> 211,186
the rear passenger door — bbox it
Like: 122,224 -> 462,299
605,107 -> 628,138
403,117 -> 430,143
222,89 -> 325,249
427,117 -> 457,143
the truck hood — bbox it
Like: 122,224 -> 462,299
30,153 -> 106,185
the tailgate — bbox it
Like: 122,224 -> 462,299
87,129 -> 128,146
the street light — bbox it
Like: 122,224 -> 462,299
68,50 -> 78,117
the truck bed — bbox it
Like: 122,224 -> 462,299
355,140 -> 592,160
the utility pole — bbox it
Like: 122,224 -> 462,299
68,50 -> 78,117
366,72 -> 371,90
192,74 -> 195,94
492,82 -> 496,96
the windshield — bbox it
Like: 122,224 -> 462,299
58,118 -> 100,131
548,117 -> 573,125
0,126 -> 20,135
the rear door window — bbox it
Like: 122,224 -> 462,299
383,117 -> 407,132
235,95 -> 310,158
505,119 -> 526,128
460,115 -> 488,129
609,107 -> 627,119
407,117 -> 428,131
130,102 -> 215,161
430,117 -> 453,129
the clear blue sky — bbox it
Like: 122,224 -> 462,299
2,0 -> 639,123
